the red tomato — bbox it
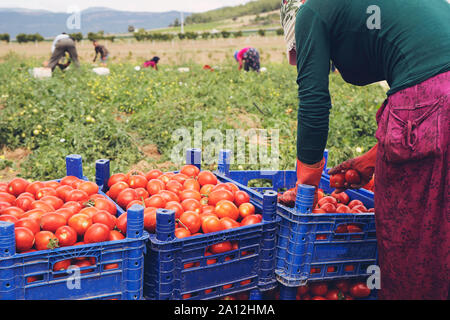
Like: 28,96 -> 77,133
61,201 -> 82,214
208,189 -> 234,206
312,208 -> 327,214
40,213 -> 67,233
159,190 -> 180,203
7,178 -> 29,197
126,200 -> 145,211
0,182 -> 7,193
158,173 -> 174,184
197,171 -> 218,186
325,289 -> 342,300
225,183 -> 239,195
92,211 -> 116,230
0,191 -> 16,204
55,185 -> 73,202
44,181 -> 60,189
311,296 -> 327,300
15,227 -> 35,252
215,200 -> 239,220
35,187 -> 57,200
77,181 -> 99,196
109,181 -> 130,200
34,231 -> 59,250
320,202 -> 337,213
220,217 -> 240,230
181,199 -> 202,215
25,181 -> 45,197
336,205 -> 351,213
297,285 -> 309,296
180,165 -> 200,178
165,180 -> 183,194
13,196 -> 34,212
65,189 -> 89,203
30,200 -> 54,213
335,280 -> 350,293
116,188 -> 139,209
60,176 -> 80,186
79,207 -> 99,219
20,209 -> 45,223
53,259 -> 71,271
40,195 -> 64,210
109,230 -> 125,241
331,191 -> 350,205
128,175 -> 148,189
349,282 -> 371,298
1,206 -> 24,219
210,241 -> 232,254
165,201 -> 184,219
126,170 -> 145,180
200,184 -> 215,196
238,203 -> 255,219
92,198 -> 117,216
201,215 -> 223,233
16,218 -> 40,235
74,259 -> 94,273
182,178 -> 200,192
347,224 -> 363,233
0,214 -> 18,224
179,189 -> 202,202
348,200 -> 364,209
135,187 -> 149,200
84,223 -> 110,243
352,205 -> 368,212
145,195 -> 166,209
240,215 -> 262,226
143,207 -> 157,233
318,196 -> 338,207
201,205 -> 215,215
179,211 -> 201,234
107,173 -> 128,188
68,213 -> 93,236
345,169 -> 361,184
55,225 -> 77,247
145,169 -> 163,181
330,173 -> 346,189
234,190 -> 250,207
310,282 -> 328,296
175,227 -> 191,238
116,213 -> 127,234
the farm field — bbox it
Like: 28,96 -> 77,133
0,35 -> 288,65
0,43 -> 386,183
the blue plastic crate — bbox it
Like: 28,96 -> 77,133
0,155 -> 148,300
95,149 -> 280,300
215,150 -> 377,287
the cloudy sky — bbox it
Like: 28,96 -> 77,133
0,0 -> 255,13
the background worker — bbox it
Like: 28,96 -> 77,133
234,47 -> 260,72
93,40 -> 109,65
143,56 -> 160,70
47,32 -> 80,72
279,0 -> 450,300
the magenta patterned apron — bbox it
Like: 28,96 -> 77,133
374,71 -> 450,299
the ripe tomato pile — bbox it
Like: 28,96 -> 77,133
312,189 -> 374,214
105,165 -> 262,239
0,176 -> 122,255
263,279 -> 372,300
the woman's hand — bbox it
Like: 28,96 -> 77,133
328,144 -> 378,193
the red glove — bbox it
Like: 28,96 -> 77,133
328,144 -> 378,193
278,158 -> 326,208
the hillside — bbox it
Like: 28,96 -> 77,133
0,8 -> 191,39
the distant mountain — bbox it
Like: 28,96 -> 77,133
0,7 -> 191,39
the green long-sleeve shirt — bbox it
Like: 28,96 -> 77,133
295,0 -> 450,164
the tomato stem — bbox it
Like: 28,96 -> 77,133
176,218 -> 189,231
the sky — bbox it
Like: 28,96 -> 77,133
0,0 -> 255,13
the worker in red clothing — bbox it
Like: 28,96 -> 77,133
279,0 -> 449,300
234,47 -> 260,72
143,56 -> 160,70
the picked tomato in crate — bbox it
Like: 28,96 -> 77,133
95,149 -> 280,300
0,155 -> 148,300
215,149 -> 378,295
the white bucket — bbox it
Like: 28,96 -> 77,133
32,67 -> 52,79
178,67 -> 190,73
93,67 -> 110,76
